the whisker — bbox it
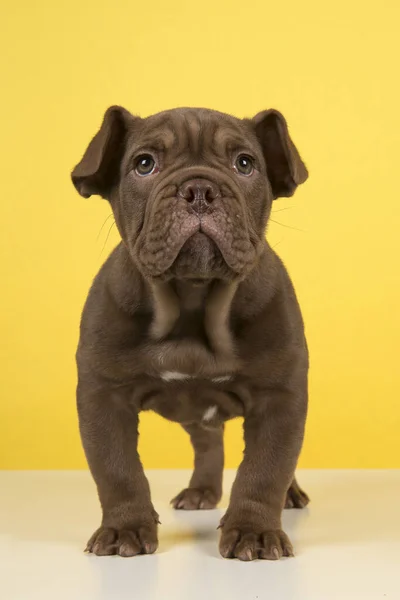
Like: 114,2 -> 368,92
271,206 -> 293,214
269,218 -> 305,233
100,220 -> 116,257
96,213 -> 114,242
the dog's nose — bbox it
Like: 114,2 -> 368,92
178,178 -> 220,213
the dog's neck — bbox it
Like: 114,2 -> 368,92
149,278 -> 238,359
107,241 -> 278,377
172,280 -> 210,311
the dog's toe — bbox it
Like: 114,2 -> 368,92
219,523 -> 294,561
85,523 -> 158,557
171,488 -> 219,510
285,478 -> 310,509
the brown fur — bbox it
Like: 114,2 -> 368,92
71,106 -> 310,561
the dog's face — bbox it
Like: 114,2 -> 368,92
72,107 -> 307,281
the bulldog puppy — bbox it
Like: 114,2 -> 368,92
71,106 -> 309,561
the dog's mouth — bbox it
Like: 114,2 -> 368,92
134,184 -> 257,280
173,230 -> 225,279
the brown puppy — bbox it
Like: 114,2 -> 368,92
71,106 -> 310,561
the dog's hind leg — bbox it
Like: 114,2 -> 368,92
171,424 -> 224,510
285,476 -> 310,509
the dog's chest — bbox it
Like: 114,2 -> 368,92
129,289 -> 246,423
140,377 -> 243,425
135,334 -> 243,424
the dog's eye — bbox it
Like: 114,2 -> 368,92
135,154 -> 157,176
234,154 -> 254,176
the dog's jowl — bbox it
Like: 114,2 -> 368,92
71,107 -> 310,561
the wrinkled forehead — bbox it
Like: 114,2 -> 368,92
129,108 -> 259,157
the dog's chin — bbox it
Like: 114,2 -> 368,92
167,232 -> 233,281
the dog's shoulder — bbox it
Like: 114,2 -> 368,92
233,246 -> 306,351
77,244 -> 150,358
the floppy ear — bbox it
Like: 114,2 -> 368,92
71,105 -> 134,198
253,109 -> 308,199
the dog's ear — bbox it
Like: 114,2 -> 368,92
71,106 -> 135,199
253,110 -> 308,199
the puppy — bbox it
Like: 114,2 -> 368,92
71,106 -> 310,561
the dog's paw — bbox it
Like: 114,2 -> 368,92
285,480 -> 310,509
219,520 -> 293,561
85,522 -> 158,557
170,487 -> 220,510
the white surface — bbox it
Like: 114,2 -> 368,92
1,470 -> 399,600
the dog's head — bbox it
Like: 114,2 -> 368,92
72,107 -> 307,281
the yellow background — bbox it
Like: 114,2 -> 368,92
1,0 -> 399,469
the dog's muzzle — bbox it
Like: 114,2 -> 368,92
134,168 -> 257,279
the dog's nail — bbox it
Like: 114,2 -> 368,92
272,547 -> 280,559
119,543 -> 135,557
143,542 -> 157,554
284,545 -> 294,557
243,549 -> 253,561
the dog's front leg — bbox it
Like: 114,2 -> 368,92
219,389 -> 307,561
77,381 -> 159,557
